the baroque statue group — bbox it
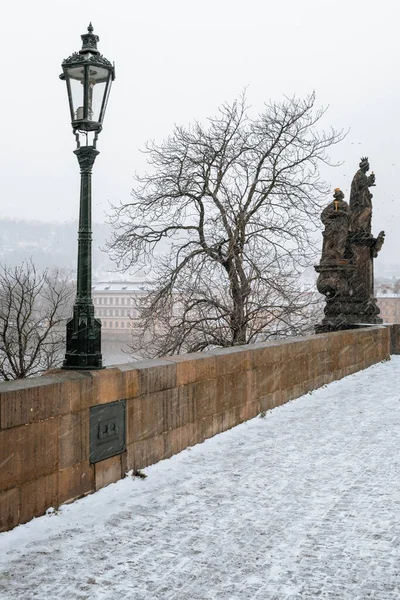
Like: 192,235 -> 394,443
315,157 -> 385,332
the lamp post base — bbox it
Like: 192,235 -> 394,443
63,303 -> 104,370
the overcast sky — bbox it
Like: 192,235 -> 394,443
1,0 -> 399,271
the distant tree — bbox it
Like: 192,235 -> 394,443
0,261 -> 74,380
393,280 -> 400,295
108,93 -> 344,356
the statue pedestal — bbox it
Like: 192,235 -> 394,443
315,261 -> 357,333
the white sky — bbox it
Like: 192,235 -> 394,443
0,0 -> 399,269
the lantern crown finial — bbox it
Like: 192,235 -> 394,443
80,22 -> 99,54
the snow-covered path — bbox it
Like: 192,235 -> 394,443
1,358 -> 400,599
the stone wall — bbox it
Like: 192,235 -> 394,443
390,324 -> 400,354
0,326 -> 390,532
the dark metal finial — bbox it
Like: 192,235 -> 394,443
80,22 -> 99,54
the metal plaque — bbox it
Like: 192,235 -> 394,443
89,399 -> 126,464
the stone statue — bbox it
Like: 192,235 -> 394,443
349,156 -> 376,233
320,188 -> 350,263
315,157 -> 385,333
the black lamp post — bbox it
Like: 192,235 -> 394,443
60,24 -> 115,369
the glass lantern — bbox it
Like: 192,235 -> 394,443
60,24 -> 115,144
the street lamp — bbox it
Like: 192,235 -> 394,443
60,24 -> 115,369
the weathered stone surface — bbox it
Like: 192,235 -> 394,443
91,368 -> 125,406
0,488 -> 20,533
58,463 -> 94,505
254,362 -> 282,398
216,370 -> 252,411
250,341 -> 283,368
389,324 -> 400,354
240,399 -> 260,422
259,391 -> 282,412
180,379 -> 216,421
127,436 -> 164,472
135,359 -> 177,395
116,364 -> 140,400
0,378 -> 64,429
165,353 -> 216,386
211,347 -> 251,375
20,419 -> 59,483
127,388 -> 178,444
95,455 -> 122,491
0,371 -> 92,429
20,473 -> 58,524
59,410 -> 89,469
46,370 -> 93,414
159,387 -> 185,432
0,428 -> 21,491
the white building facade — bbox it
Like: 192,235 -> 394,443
92,281 -> 148,333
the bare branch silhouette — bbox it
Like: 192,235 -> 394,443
108,93 -> 342,357
0,261 -> 74,380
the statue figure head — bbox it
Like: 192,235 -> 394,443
333,188 -> 344,202
359,156 -> 369,172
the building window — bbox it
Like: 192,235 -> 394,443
121,298 -> 125,305
115,321 -> 119,328
121,321 -> 125,328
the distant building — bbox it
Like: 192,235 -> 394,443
377,294 -> 400,323
92,281 -> 148,333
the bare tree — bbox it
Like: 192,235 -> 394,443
0,261 -> 74,380
108,93 -> 344,357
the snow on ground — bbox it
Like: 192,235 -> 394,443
1,358 -> 400,599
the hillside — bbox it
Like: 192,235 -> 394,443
0,219 -> 115,277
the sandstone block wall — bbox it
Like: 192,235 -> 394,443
0,326 -> 390,532
390,324 -> 400,354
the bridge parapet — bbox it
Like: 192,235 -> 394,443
0,326 -> 390,532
